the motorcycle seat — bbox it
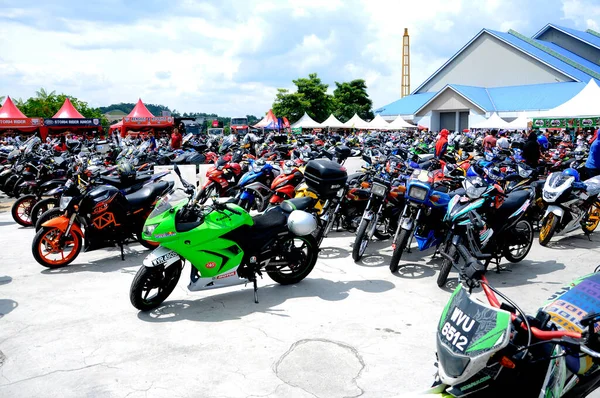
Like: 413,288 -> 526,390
280,197 -> 316,213
497,189 -> 531,217
125,181 -> 170,208
101,174 -> 151,189
251,210 -> 287,232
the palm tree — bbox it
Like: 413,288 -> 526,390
14,98 -> 25,108
35,88 -> 56,100
0,95 -> 5,105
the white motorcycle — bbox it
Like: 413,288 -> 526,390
539,171 -> 600,246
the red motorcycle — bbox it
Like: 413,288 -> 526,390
197,154 -> 243,203
268,160 -> 304,206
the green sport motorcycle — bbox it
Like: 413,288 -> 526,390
415,252 -> 600,397
129,165 -> 319,311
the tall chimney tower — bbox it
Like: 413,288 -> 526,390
401,28 -> 410,98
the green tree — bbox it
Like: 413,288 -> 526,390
294,73 -> 331,122
0,95 -> 5,105
331,79 -> 374,122
19,90 -> 107,125
35,88 -> 56,100
272,89 -> 310,124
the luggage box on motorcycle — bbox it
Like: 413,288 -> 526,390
335,145 -> 351,162
304,159 -> 347,198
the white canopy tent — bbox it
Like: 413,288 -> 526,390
471,112 -> 513,129
507,114 -> 530,130
319,114 -> 346,128
387,115 -> 417,129
367,114 -> 391,130
290,112 -> 322,129
542,79 -> 600,118
343,113 -> 369,129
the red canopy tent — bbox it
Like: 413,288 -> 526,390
253,109 -> 279,129
0,96 -> 43,134
41,98 -> 102,140
109,99 -> 174,137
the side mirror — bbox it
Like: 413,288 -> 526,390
362,154 -> 371,164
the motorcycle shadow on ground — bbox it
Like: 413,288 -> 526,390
40,246 -> 148,275
318,247 -> 351,260
136,278 -> 396,323
0,221 -> 15,227
0,276 -> 12,286
545,233 -> 600,251
0,299 -> 18,319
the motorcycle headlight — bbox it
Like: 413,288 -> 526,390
143,223 -> 159,237
408,185 -> 428,201
465,177 -> 487,199
543,190 -> 559,202
371,182 -> 388,198
59,196 -> 73,210
437,338 -> 470,379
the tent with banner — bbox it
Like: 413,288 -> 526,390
533,79 -> 600,129
109,99 -> 174,137
290,112 -> 322,129
367,114 -> 391,130
471,113 -> 512,129
42,98 -> 102,139
0,96 -> 43,135
254,109 -> 279,129
320,114 -> 345,129
387,115 -> 417,130
343,113 -> 369,129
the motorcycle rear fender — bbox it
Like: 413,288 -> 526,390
544,205 -> 564,219
42,215 -> 83,237
143,246 -> 181,268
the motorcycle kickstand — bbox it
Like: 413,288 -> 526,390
494,256 -> 511,273
252,271 -> 263,304
119,242 -> 125,261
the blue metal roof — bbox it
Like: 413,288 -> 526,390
535,24 -> 600,50
374,92 -> 436,116
486,29 -> 592,82
535,40 -> 600,76
448,85 -> 494,112
487,82 -> 585,112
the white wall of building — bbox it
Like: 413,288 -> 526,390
418,33 -> 573,93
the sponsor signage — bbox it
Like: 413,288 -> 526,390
123,116 -> 174,125
0,118 -> 42,126
44,118 -> 100,126
532,117 -> 600,129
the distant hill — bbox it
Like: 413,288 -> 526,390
104,110 -> 127,116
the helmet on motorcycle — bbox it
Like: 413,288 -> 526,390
574,147 -> 585,161
537,135 -> 549,150
117,161 -> 136,184
563,168 -> 580,182
287,210 -> 317,236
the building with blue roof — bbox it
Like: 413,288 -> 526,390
375,24 -> 600,131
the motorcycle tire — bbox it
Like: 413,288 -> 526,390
582,205 -> 600,234
539,213 -> 558,247
266,235 -> 318,285
12,177 -> 24,198
11,194 -> 37,227
32,226 -> 82,268
130,262 -> 183,311
437,244 -> 457,288
3,175 -> 19,197
503,220 -> 533,263
35,208 -> 64,231
389,229 -> 411,273
30,198 -> 58,227
352,218 -> 371,262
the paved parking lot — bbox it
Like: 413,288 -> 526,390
2,171 -> 600,397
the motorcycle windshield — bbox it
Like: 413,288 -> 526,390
437,285 -> 511,381
149,190 -> 188,219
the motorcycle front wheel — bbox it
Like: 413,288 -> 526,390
130,262 -> 183,311
11,194 -> 37,227
539,213 -> 559,246
352,218 -> 372,262
389,228 -> 411,273
266,235 -> 318,285
437,243 -> 458,288
30,198 -> 58,227
582,205 -> 600,234
503,220 -> 533,263
32,227 -> 82,268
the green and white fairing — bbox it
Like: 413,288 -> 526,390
436,285 -> 511,395
141,191 -> 254,291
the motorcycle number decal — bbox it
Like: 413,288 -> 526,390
441,307 -> 479,352
205,262 -> 216,269
151,251 -> 179,266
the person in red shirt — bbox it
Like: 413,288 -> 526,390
170,128 -> 182,149
54,135 -> 68,152
482,130 -> 497,150
435,129 -> 449,159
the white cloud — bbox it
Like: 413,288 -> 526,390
0,0 -> 591,116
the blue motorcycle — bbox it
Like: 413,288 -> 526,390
389,169 -> 453,273
234,158 -> 278,212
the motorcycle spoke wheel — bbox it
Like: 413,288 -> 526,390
583,205 -> 600,233
11,197 -> 35,226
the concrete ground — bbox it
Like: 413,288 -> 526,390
1,159 -> 600,397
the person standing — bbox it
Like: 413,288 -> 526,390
170,128 -> 182,150
584,129 -> 600,179
482,130 -> 497,150
522,131 -> 541,168
496,131 -> 510,149
435,129 -> 449,159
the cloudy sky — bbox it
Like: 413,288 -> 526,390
1,0 -> 599,117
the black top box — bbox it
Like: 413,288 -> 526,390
304,159 -> 348,198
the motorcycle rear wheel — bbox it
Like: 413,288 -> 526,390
389,229 -> 410,273
539,213 -> 558,246
503,220 -> 533,263
267,235 -> 318,285
130,262 -> 183,311
582,205 -> 600,234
